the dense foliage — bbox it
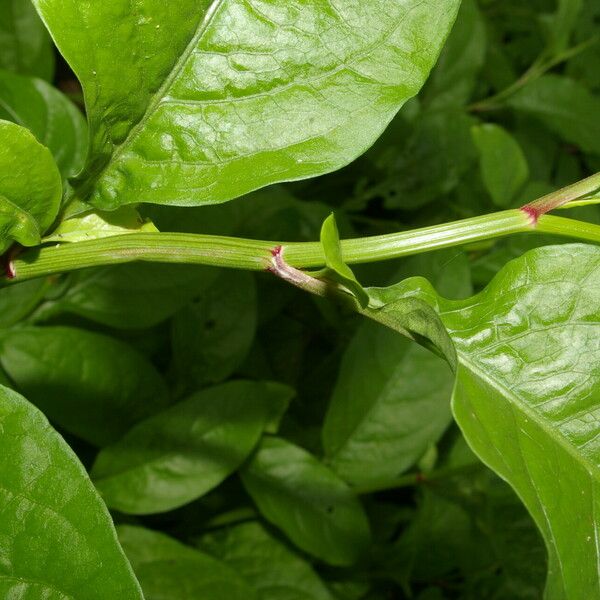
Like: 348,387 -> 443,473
0,0 -> 599,598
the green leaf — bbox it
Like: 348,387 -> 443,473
423,0 -> 487,109
199,521 -> 335,600
117,525 -> 257,600
0,0 -> 54,80
240,436 -> 371,566
0,385 -> 143,599
32,0 -> 461,209
371,110 -> 477,210
171,270 -> 257,392
0,69 -> 87,178
323,252 -> 471,488
0,278 -> 49,327
0,119 -> 61,252
0,326 -> 170,446
439,244 -> 600,598
92,381 -> 291,514
539,0 -> 583,56
45,263 -> 219,329
320,213 -> 369,308
508,75 -> 600,156
43,206 -> 158,243
471,123 -> 529,207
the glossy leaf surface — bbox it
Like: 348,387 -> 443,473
241,436 -> 371,566
118,525 -> 256,600
0,69 -> 87,178
33,0 -> 461,208
0,326 -> 170,446
92,381 -> 291,514
440,245 -> 600,598
0,119 -> 61,252
0,385 -> 143,599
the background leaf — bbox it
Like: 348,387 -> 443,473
117,525 -> 257,600
171,270 -> 257,393
0,0 -> 54,80
508,75 -> 600,156
471,123 -> 529,207
33,0 -> 461,208
42,263 -> 219,329
241,436 -> 371,566
92,381 -> 291,514
0,69 -> 87,178
324,252 -> 471,488
0,326 -> 170,446
0,385 -> 143,599
199,521 -> 335,600
0,119 -> 61,252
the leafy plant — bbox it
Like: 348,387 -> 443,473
0,0 -> 599,598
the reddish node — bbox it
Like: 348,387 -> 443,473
521,205 -> 541,226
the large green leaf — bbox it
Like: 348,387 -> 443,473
240,436 -> 371,566
323,252 -> 471,488
0,69 -> 87,178
92,381 -> 292,514
0,385 -> 143,598
32,0 -> 461,209
199,521 -> 335,600
0,326 -> 170,446
0,0 -> 54,80
117,525 -> 257,600
440,244 -> 600,598
383,244 -> 600,598
0,119 -> 61,253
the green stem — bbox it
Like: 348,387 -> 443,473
6,208 -> 600,284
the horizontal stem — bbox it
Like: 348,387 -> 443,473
6,209 -> 600,284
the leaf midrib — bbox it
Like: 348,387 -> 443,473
457,352 -> 600,484
103,0 -> 226,174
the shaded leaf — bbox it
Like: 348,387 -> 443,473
241,436 -> 371,566
471,123 -> 529,207
117,525 -> 256,600
199,521 -> 335,600
92,381 -> 292,514
45,263 -> 219,329
0,0 -> 54,80
508,75 -> 600,155
0,119 -> 61,252
324,252 -> 471,488
0,326 -> 170,446
171,270 -> 257,392
0,69 -> 87,178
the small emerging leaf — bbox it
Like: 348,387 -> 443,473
320,213 -> 370,308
